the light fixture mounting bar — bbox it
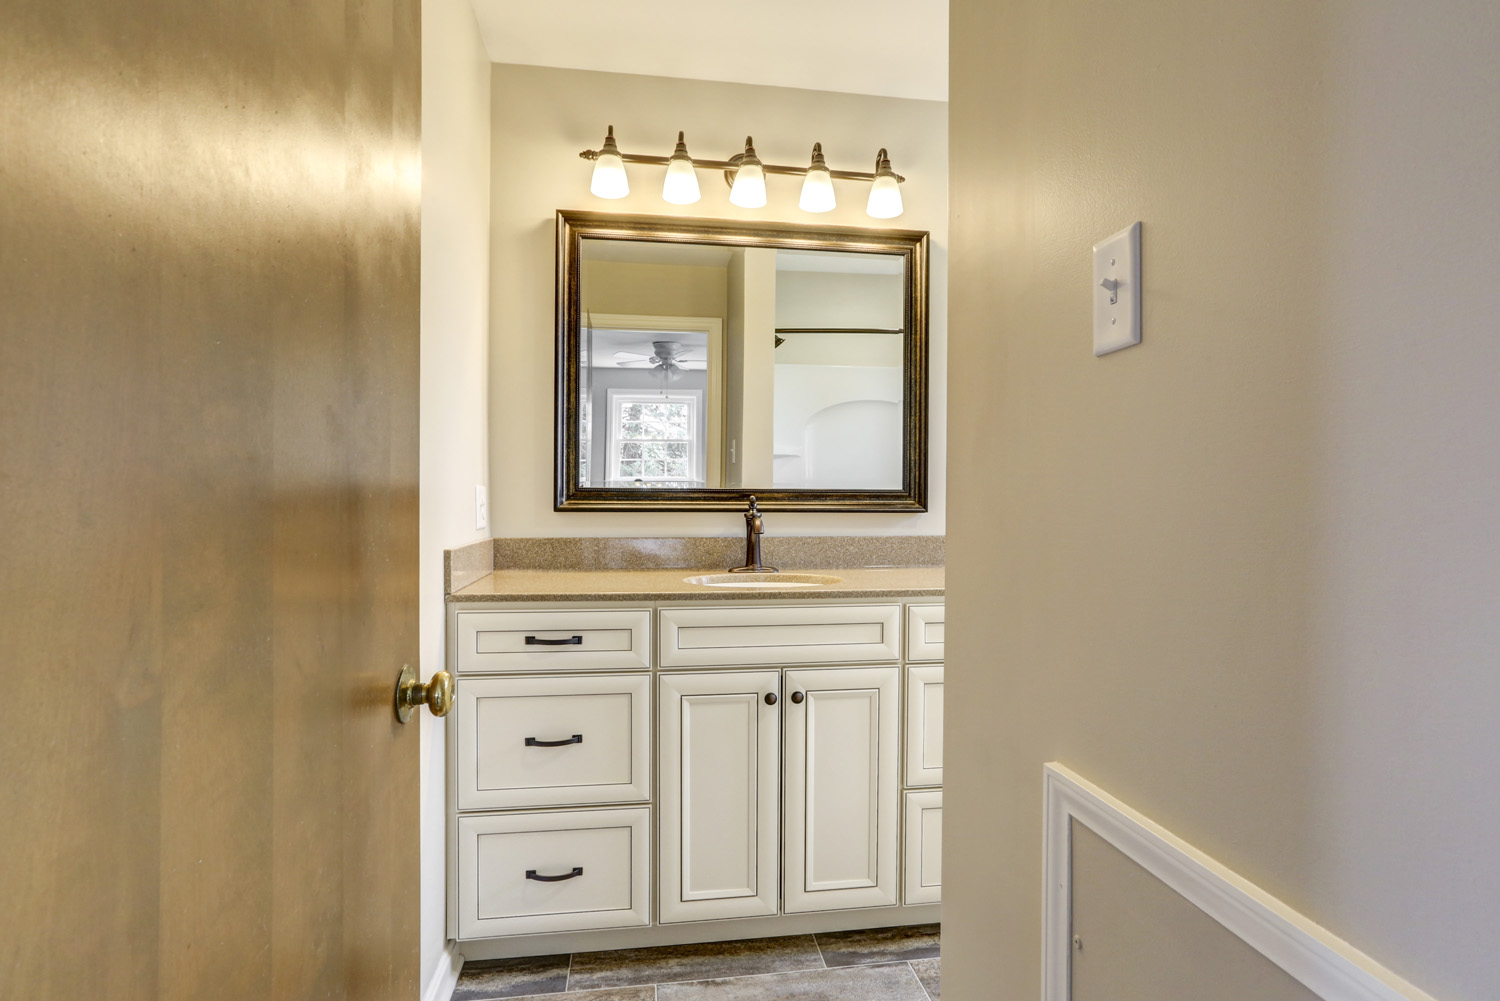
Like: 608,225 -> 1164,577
578,148 -> 905,184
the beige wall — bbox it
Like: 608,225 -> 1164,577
946,3 -> 1500,1001
419,0 -> 491,990
1071,823 -> 1322,1001
581,260 -> 728,321
488,63 -> 947,535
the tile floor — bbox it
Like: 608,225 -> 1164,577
452,924 -> 940,1001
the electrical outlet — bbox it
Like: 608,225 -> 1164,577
474,485 -> 488,532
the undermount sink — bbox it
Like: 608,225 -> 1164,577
683,572 -> 844,589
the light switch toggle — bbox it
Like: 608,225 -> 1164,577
1098,277 -> 1120,304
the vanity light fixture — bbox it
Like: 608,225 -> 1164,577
578,128 -> 906,218
588,126 -> 629,199
865,148 -> 904,219
727,137 -> 767,209
798,142 -> 836,213
661,131 -> 701,205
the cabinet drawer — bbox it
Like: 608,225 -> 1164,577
454,609 -> 650,673
906,604 -> 945,661
903,790 -> 942,905
904,664 -> 944,787
456,675 -> 651,810
456,808 -> 650,940
659,604 -> 901,668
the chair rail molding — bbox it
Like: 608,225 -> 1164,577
1043,763 -> 1439,1001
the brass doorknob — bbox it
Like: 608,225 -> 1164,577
394,664 -> 454,723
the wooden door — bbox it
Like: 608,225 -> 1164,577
658,671 -> 782,922
0,0 -> 422,996
783,667 -> 901,913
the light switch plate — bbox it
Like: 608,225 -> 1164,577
474,484 -> 488,532
1093,221 -> 1141,356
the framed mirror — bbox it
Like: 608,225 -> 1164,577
556,211 -> 929,511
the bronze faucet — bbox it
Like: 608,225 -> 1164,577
728,495 -> 777,573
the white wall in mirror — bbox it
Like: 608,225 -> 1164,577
488,62 -> 947,536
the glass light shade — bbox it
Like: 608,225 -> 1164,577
590,152 -> 629,199
866,174 -> 903,218
799,166 -> 836,212
729,162 -> 766,208
662,156 -> 700,204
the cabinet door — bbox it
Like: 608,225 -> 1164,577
658,671 -> 781,922
783,666 -> 900,913
904,664 -> 944,787
903,790 -> 943,904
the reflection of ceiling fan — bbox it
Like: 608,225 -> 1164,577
611,340 -> 707,378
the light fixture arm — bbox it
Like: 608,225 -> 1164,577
578,147 -> 905,184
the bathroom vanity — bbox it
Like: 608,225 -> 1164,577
443,539 -> 944,960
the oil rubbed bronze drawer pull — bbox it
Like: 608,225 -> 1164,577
524,635 -> 584,646
525,866 -> 584,882
524,734 -> 584,747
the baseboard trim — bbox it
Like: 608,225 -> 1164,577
1042,763 -> 1437,1001
421,943 -> 461,1001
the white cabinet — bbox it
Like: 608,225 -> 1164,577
659,603 -> 901,668
658,671 -> 781,923
903,790 -> 943,905
906,604 -> 945,661
783,666 -> 902,913
455,807 -> 651,939
904,664 -> 944,788
454,608 -> 651,673
449,596 -> 941,947
456,673 -> 651,810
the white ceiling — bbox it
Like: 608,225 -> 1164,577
469,0 -> 949,102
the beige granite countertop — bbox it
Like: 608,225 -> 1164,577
448,565 -> 944,602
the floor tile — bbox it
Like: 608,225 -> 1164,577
814,925 -> 941,968
505,990 -> 655,1001
567,935 -> 824,991
656,961 -> 928,1001
910,958 -> 941,999
451,953 -> 571,1001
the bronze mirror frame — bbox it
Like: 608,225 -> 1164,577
555,210 -> 930,511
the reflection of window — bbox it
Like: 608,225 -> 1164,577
607,392 -> 702,486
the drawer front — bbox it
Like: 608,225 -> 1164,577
456,675 -> 651,811
906,603 -> 945,661
904,663 -> 944,787
456,808 -> 650,940
903,790 -> 943,905
659,604 -> 901,668
455,609 -> 650,673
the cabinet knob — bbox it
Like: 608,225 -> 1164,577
764,692 -> 778,705
394,664 -> 454,723
790,690 -> 805,704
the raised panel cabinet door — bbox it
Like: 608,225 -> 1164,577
658,671 -> 781,922
783,666 -> 901,913
903,790 -> 943,904
904,663 -> 945,787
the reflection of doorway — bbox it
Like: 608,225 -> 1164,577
584,314 -> 724,487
